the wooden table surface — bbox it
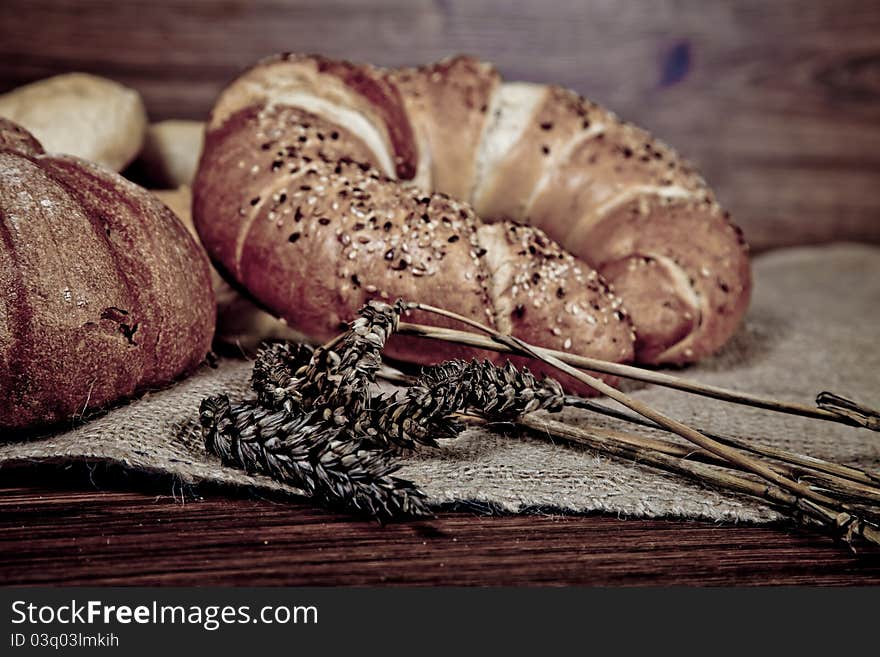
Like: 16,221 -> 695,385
2,1 -> 879,586
2,466 -> 879,586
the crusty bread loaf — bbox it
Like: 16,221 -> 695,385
0,73 -> 147,172
0,119 -> 215,432
139,120 -> 205,187
194,54 -> 750,379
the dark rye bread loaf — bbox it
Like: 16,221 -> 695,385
194,54 -> 751,386
0,119 -> 215,431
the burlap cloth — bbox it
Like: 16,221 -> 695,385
2,244 -> 878,523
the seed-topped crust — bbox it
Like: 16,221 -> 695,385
209,53 -> 419,180
477,222 -> 633,392
578,194 -> 750,363
197,104 -> 501,364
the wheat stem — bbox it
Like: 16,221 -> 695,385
510,414 -> 837,534
509,413 -> 880,543
567,397 -> 880,489
395,320 -> 878,431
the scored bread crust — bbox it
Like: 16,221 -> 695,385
196,53 -> 751,373
209,54 -> 417,180
0,119 -> 215,431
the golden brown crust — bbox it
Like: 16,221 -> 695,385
388,56 -> 500,199
208,54 -> 418,180
196,105 -> 499,364
522,90 -> 708,233
578,195 -> 751,363
472,84 -> 572,223
477,222 -> 634,392
307,54 -> 419,180
195,99 -> 628,385
239,168 -> 502,363
0,122 -> 215,431
496,87 -> 751,364
195,104 -> 384,279
473,82 -> 750,364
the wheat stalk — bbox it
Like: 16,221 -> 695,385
394,321 -> 879,431
510,414 -> 847,535
566,397 -> 880,491
201,301 -> 568,518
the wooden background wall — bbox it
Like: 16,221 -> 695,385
1,0 -> 878,251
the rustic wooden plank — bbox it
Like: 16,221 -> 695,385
1,481 -> 878,586
1,0 -> 878,250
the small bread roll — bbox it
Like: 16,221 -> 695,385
152,186 -> 306,351
0,73 -> 147,171
139,120 -> 205,187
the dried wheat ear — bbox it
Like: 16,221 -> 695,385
199,300 -> 567,519
199,299 -> 880,549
